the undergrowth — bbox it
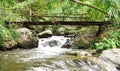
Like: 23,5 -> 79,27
94,30 -> 120,50
0,19 -> 19,48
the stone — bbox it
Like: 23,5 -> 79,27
65,50 -> 92,57
99,48 -> 120,65
1,40 -> 17,50
37,30 -> 52,38
99,48 -> 120,70
17,28 -> 38,49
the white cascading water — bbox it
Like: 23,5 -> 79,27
37,36 -> 71,56
20,36 -> 71,62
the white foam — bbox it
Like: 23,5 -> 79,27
37,36 -> 70,57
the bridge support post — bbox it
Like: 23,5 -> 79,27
95,25 -> 102,36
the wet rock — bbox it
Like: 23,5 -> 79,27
99,48 -> 120,65
79,58 -> 107,71
0,40 -> 17,50
62,38 -> 74,48
63,49 -> 120,71
37,30 -> 52,38
17,28 -> 38,49
65,50 -> 92,57
48,40 -> 58,47
39,36 -> 68,48
99,57 -> 119,71
99,48 -> 120,71
77,49 -> 120,71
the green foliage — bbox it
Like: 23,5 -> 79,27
101,0 -> 120,25
78,42 -> 86,49
9,29 -> 19,42
95,30 -> 120,50
0,19 -> 19,47
0,0 -> 119,24
0,19 -> 12,43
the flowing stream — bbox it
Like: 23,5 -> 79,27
0,36 -> 119,71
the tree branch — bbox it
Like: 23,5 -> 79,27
71,0 -> 107,14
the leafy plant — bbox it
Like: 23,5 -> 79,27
101,0 -> 120,25
0,19 -> 19,48
95,30 -> 120,50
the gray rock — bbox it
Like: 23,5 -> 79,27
37,30 -> 52,38
99,48 -> 120,71
99,48 -> 120,65
17,28 -> 38,48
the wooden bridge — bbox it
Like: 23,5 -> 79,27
5,21 -> 111,36
5,12 -> 111,36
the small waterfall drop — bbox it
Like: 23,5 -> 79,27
36,36 -> 71,57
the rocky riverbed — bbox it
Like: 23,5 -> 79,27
0,33 -> 120,71
0,28 -> 120,71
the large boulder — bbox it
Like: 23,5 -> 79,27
64,48 -> 120,71
17,28 -> 38,49
37,30 -> 52,38
99,48 -> 120,70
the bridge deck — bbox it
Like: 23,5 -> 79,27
5,21 -> 111,36
5,21 -> 111,26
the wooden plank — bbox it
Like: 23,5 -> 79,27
5,21 -> 111,26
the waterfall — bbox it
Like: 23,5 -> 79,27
36,36 -> 71,56
38,36 -> 69,48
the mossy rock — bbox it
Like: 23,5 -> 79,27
17,28 -> 38,49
